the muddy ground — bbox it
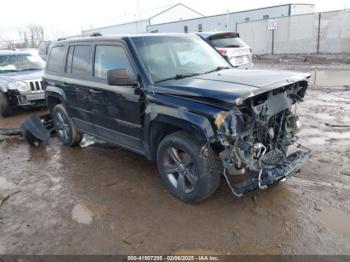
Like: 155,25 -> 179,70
0,61 -> 350,255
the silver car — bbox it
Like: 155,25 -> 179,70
0,50 -> 45,116
198,32 -> 253,69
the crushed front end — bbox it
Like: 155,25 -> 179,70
215,80 -> 311,197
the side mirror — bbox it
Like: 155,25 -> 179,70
107,68 -> 138,86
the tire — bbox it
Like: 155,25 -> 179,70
156,131 -> 222,203
0,92 -> 11,117
52,104 -> 83,146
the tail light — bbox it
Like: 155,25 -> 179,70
217,48 -> 227,55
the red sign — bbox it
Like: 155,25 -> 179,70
267,19 -> 278,30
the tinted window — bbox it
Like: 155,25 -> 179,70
71,45 -> 91,76
210,37 -> 248,48
47,46 -> 65,72
94,45 -> 134,79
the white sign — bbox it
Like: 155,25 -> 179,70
267,19 -> 278,30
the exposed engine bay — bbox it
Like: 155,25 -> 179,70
215,80 -> 311,196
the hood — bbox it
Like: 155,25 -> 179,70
154,69 -> 311,104
0,70 -> 44,82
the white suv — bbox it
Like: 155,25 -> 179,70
198,32 -> 253,69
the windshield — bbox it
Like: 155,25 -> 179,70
0,53 -> 45,73
210,37 -> 248,48
132,35 -> 231,83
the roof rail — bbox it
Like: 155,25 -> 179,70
57,33 -> 103,41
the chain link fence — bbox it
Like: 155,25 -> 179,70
237,9 -> 350,55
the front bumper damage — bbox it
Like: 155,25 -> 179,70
7,90 -> 46,107
215,79 -> 311,197
229,146 -> 310,196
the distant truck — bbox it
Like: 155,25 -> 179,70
198,32 -> 253,69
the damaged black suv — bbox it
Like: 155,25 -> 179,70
43,34 -> 310,203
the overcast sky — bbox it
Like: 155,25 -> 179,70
0,0 -> 349,40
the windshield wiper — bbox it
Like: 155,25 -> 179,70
204,66 -> 231,74
155,73 -> 200,83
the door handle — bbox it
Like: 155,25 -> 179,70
89,89 -> 101,94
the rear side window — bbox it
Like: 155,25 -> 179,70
47,46 -> 65,73
68,45 -> 91,76
94,45 -> 134,79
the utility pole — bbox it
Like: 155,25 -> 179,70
226,9 -> 230,31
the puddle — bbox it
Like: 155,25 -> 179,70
318,207 -> 350,238
327,132 -> 350,140
311,71 -> 350,87
0,177 -> 16,191
287,177 -> 350,191
72,203 -> 94,225
306,137 -> 326,145
71,202 -> 106,225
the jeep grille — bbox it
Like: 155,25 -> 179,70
27,80 -> 45,93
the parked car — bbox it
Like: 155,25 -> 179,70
198,32 -> 253,68
0,50 -> 45,117
43,34 -> 310,203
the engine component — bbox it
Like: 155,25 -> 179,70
252,143 -> 267,160
285,114 -> 301,134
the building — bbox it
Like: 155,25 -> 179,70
82,3 -> 205,35
149,4 -> 315,33
82,3 -> 315,35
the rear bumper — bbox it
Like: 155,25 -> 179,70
233,148 -> 311,195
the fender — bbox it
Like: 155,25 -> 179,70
45,85 -> 68,105
143,103 -> 217,160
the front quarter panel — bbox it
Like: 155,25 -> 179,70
45,81 -> 68,105
143,93 -> 224,159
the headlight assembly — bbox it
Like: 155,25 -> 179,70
15,81 -> 30,93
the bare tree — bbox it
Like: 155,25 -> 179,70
18,24 -> 45,48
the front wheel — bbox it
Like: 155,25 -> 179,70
156,131 -> 222,203
0,93 -> 11,117
52,104 -> 83,146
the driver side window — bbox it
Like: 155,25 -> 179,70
94,45 -> 134,80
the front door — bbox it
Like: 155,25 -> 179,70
89,43 -> 144,153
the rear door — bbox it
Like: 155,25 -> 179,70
63,43 -> 97,135
88,42 -> 144,153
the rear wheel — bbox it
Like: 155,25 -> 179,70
0,93 -> 11,117
52,104 -> 83,146
156,131 -> 222,203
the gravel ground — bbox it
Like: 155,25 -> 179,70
0,62 -> 349,255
